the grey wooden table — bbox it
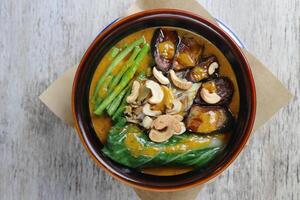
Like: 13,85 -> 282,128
0,0 -> 299,199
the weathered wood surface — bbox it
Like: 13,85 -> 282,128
0,0 -> 299,199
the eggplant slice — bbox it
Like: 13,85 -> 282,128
195,77 -> 234,105
186,105 -> 233,134
186,56 -> 218,83
173,37 -> 203,71
151,28 -> 179,72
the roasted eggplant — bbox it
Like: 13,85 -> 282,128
186,56 -> 218,82
172,37 -> 203,71
186,105 -> 233,134
195,77 -> 234,105
151,28 -> 179,72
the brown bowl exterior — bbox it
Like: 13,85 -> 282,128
72,9 -> 256,192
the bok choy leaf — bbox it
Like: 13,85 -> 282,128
102,118 -> 227,169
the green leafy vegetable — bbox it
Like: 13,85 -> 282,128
102,119 -> 226,169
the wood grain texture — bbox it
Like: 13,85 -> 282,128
0,0 -> 299,199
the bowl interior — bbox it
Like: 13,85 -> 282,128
73,10 -> 255,190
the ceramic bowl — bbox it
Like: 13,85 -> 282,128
72,9 -> 256,191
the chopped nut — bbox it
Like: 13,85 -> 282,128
142,103 -> 162,117
149,129 -> 173,143
173,114 -> 184,122
145,80 -> 164,104
127,81 -> 140,103
200,88 -> 221,104
169,70 -> 192,90
151,115 -> 181,133
173,122 -> 186,135
208,62 -> 219,75
166,99 -> 182,115
153,67 -> 170,85
142,116 -> 153,129
149,114 -> 185,142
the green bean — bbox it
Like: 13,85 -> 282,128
106,46 -> 139,111
107,83 -> 132,116
108,46 -> 141,93
95,98 -> 102,108
94,43 -> 150,115
111,72 -> 146,120
94,75 -> 113,106
110,47 -> 120,59
92,36 -> 145,102
111,108 -> 125,121
136,71 -> 146,81
112,95 -> 129,121
105,47 -> 140,111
